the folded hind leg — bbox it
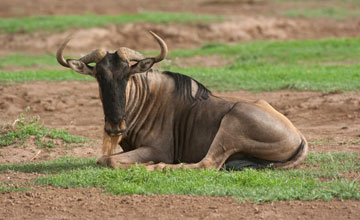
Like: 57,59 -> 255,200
145,114 -> 244,171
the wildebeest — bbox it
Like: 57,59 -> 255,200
56,31 -> 308,171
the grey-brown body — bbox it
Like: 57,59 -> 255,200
122,71 -> 232,164
116,71 -> 306,170
56,31 -> 308,171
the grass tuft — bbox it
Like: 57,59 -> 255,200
0,108 -> 88,148
0,184 -> 31,193
0,157 -> 98,174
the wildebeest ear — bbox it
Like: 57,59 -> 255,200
130,58 -> 155,74
67,59 -> 95,77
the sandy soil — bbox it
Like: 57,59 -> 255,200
0,0 -> 360,219
1,186 -> 359,220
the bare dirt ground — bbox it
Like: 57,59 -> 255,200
1,186 -> 359,220
0,0 -> 360,219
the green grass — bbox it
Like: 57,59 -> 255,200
284,8 -> 360,20
1,38 -> 360,91
304,152 -> 360,179
0,53 -> 58,68
309,138 -> 335,145
36,166 -> 359,203
0,157 -> 97,174
0,184 -> 30,193
0,12 -> 221,33
0,109 -> 88,148
0,69 -> 94,81
164,38 -> 360,91
168,65 -> 360,92
0,153 -> 358,203
306,152 -> 360,171
350,139 -> 360,144
169,38 -> 360,64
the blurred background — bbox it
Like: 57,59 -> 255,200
1,0 -> 360,54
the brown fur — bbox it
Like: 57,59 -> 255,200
97,71 -> 308,171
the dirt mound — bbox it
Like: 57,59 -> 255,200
2,16 -> 360,56
0,17 -> 305,55
0,81 -> 103,138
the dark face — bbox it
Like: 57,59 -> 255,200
57,31 -> 167,136
95,52 -> 130,134
66,49 -> 157,135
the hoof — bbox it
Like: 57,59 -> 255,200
145,163 -> 166,171
97,156 -> 115,168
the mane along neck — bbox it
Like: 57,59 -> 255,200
124,70 -> 212,132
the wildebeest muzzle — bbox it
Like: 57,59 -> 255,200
104,120 -> 127,136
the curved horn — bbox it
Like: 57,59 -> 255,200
115,31 -> 167,64
57,37 -> 106,68
149,31 -> 168,62
56,37 -> 72,68
117,47 -> 145,63
79,49 -> 107,64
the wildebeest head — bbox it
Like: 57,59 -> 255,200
56,31 -> 168,135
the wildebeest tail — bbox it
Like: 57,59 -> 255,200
272,135 -> 308,169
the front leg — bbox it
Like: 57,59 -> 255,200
97,146 -> 165,168
97,131 -> 123,167
101,131 -> 122,156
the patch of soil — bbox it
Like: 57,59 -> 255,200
0,81 -> 103,139
340,171 -> 360,182
0,136 -> 100,164
0,187 -> 359,220
0,172 -> 43,187
0,81 -> 104,164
